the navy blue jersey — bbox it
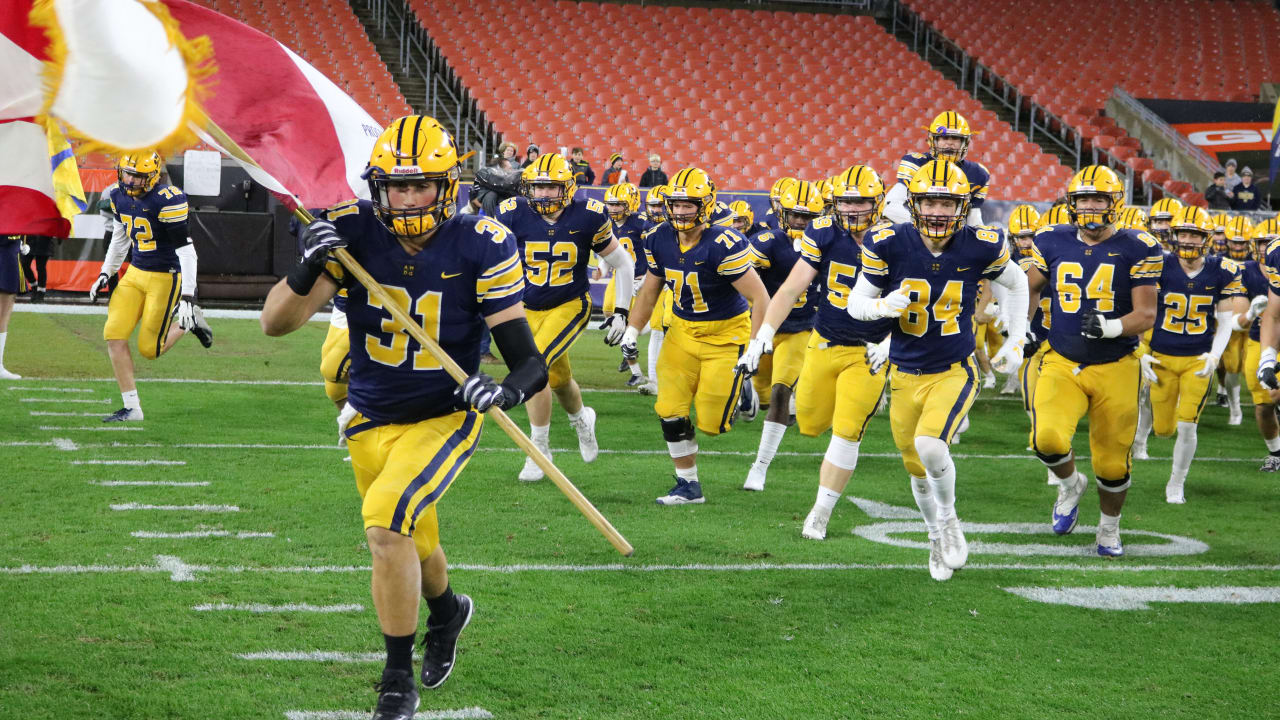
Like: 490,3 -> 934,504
709,201 -> 735,227
895,152 -> 991,209
611,213 -> 649,280
107,183 -> 189,272
1243,259 -> 1269,341
748,229 -> 816,334
495,195 -> 612,311
643,224 -> 752,322
861,222 -> 1011,372
321,200 -> 524,424
800,217 -> 892,345
1150,254 -> 1246,356
762,209 -> 782,233
744,222 -> 771,239
1031,226 -> 1163,364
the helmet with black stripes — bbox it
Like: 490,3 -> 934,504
1065,165 -> 1125,231
926,111 -> 973,163
363,115 -> 460,239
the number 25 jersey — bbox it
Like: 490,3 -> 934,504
495,195 -> 612,311
1149,253 -> 1245,356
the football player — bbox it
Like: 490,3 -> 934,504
884,111 -> 990,227
495,154 -> 635,482
602,182 -> 648,388
763,177 -> 798,233
0,234 -> 24,379
260,116 -> 546,718
846,160 -> 1029,580
815,177 -> 835,216
638,185 -> 671,396
729,200 -> 770,238
90,152 -> 213,422
1116,206 -> 1149,233
1209,212 -> 1231,257
1133,206 -> 1246,504
620,168 -> 770,505
739,181 -> 823,491
1025,165 -> 1162,557
1220,216 -> 1257,424
1147,197 -> 1182,251
740,166 -> 893,538
1240,220 -> 1280,469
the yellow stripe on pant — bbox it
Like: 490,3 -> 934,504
102,265 -> 181,360
795,333 -> 886,440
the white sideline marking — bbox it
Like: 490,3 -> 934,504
7,386 -> 94,392
93,480 -> 207,487
31,411 -> 105,417
40,425 -> 143,432
155,555 -> 199,582
1004,585 -> 1280,610
52,438 -> 79,451
13,304 -> 321,321
852,521 -> 1210,558
284,707 -> 492,720
242,650 -> 386,662
110,503 -> 238,512
847,496 -> 921,519
21,397 -> 110,404
196,603 -> 363,613
131,530 -> 274,539
76,460 -> 187,466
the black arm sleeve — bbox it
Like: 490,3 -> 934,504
490,317 -> 548,401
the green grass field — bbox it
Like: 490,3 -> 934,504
3,309 -> 1279,719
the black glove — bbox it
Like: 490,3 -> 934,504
1080,308 -> 1105,339
456,372 -> 522,412
1260,364 -> 1280,391
300,220 -> 347,269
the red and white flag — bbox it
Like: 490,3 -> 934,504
163,0 -> 382,209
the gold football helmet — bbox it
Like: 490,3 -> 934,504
926,111 -> 973,163
664,168 -> 717,231
520,153 -> 577,215
1065,165 -> 1125,230
117,151 -> 163,197
1116,206 -> 1149,232
603,182 -> 640,222
830,165 -> 885,233
1224,215 -> 1255,260
1039,203 -> 1073,229
1148,197 -> 1183,249
769,177 -> 798,218
1008,204 -> 1041,257
1251,218 -> 1280,263
777,180 -> 825,240
815,177 -> 835,215
907,160 -> 972,241
1169,205 -> 1215,261
728,200 -> 754,233
363,115 -> 460,239
645,185 -> 667,221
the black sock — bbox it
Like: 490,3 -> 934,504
383,632 -> 415,673
1270,450 -> 1280,458
425,585 -> 458,626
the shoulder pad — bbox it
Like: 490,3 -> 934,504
908,152 -> 928,160
1135,231 -> 1161,249
811,216 -> 834,230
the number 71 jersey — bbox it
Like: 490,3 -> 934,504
860,222 -> 1011,372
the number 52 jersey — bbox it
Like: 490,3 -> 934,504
495,195 -> 612,311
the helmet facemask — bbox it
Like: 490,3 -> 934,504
1067,192 -> 1121,232
929,132 -> 970,163
366,170 -> 458,240
522,178 -> 572,216
909,192 -> 969,241
1227,239 -> 1251,261
1172,229 -> 1210,261
665,197 -> 710,232
833,195 -> 882,233
1013,232 -> 1036,257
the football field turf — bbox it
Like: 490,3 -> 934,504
3,311 -> 1279,719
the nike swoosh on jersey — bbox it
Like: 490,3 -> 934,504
1107,252 -> 1120,256
956,267 -> 970,271
441,271 -> 462,279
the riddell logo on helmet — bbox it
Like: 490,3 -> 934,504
391,166 -> 422,174
1079,184 -> 1097,191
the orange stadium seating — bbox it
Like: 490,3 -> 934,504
408,0 -> 1072,199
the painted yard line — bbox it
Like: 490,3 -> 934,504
75,460 -> 187,466
37,376 -> 324,386
195,603 -> 363,613
242,650 -> 389,662
284,709 -> 492,720
131,530 -> 274,539
13,304 -> 326,321
52,438 -> 79,451
1004,585 -> 1280,610
39,425 -> 143,432
110,503 -> 238,512
92,480 -> 208,487
6,386 -> 94,393
20,397 -> 111,404
31,411 -> 107,417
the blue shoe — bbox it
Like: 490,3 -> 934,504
738,383 -> 759,423
1096,526 -> 1124,557
656,477 -> 705,505
1051,472 -> 1087,535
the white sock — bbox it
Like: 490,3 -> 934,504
1265,435 -> 1280,453
910,475 -> 940,537
530,423 -> 550,445
627,361 -> 642,375
1135,390 -> 1152,446
814,485 -> 841,513
1228,375 -> 1241,411
0,331 -> 7,366
566,408 -> 584,423
1099,511 -> 1121,532
647,330 -> 664,385
675,465 -> 698,484
1170,421 -> 1197,483
122,389 -> 140,411
753,421 -> 787,469
928,459 -> 957,520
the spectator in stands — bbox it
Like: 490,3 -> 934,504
1223,158 -> 1243,193
639,154 -> 667,187
1205,172 -> 1233,210
498,142 -> 519,167
569,147 -> 595,185
1233,167 -> 1262,211
521,144 -> 540,168
602,153 -> 627,185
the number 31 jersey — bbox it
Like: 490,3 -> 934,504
495,195 -> 612,311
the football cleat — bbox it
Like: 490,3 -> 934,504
1228,407 -> 1243,426
1131,441 -> 1149,460
371,668 -> 419,720
102,407 -> 143,422
571,406 -> 598,463
0,367 -> 20,380
638,381 -> 658,396
1215,388 -> 1229,407
738,383 -> 759,423
188,304 -> 214,348
981,373 -> 996,390
420,594 -> 473,690
518,438 -> 551,482
800,507 -> 830,540
927,539 -> 953,581
626,373 -> 647,388
656,477 -> 704,505
1051,472 -> 1088,535
939,515 -> 969,569
1000,374 -> 1019,395
1261,455 -> 1280,472
1165,479 -> 1186,505
742,463 -> 767,492
617,358 -> 629,373
1096,526 -> 1124,557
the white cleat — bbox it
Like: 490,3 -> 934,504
1046,469 -> 1060,486
638,381 -> 658,396
0,367 -> 21,380
742,463 -> 767,492
1228,408 -> 1243,426
1165,479 -> 1186,505
939,516 -> 969,570
519,439 -> 551,482
571,406 -> 599,463
982,373 -> 996,390
928,539 -> 953,581
999,374 -> 1019,395
801,507 -> 830,540
1132,442 -> 1149,460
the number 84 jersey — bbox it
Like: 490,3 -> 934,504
860,222 -> 1011,373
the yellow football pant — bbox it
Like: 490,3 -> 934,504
1245,338 -> 1273,405
1150,352 -> 1215,437
795,334 -> 886,441
346,409 -> 483,561
102,265 -> 181,360
1222,331 -> 1246,374
1031,350 -> 1140,481
320,317 -> 351,405
751,353 -> 774,401
977,320 -> 1005,358
1019,345 -> 1048,414
526,293 -> 592,390
889,357 -> 981,478
651,286 -> 674,331
654,313 -> 750,436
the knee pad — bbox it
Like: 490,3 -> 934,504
1097,474 -> 1131,493
912,435 -> 952,476
1032,427 -> 1071,460
823,436 -> 860,471
660,416 -> 697,458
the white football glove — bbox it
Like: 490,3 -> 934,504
1139,353 -> 1162,384
874,289 -> 911,319
620,326 -> 640,365
736,335 -> 773,377
88,272 -> 110,302
599,310 -> 629,346
1247,295 -> 1269,323
336,402 -> 358,448
175,297 -> 197,331
19,241 -> 30,256
866,338 -> 891,375
990,337 -> 1025,374
1194,352 -> 1219,378
1259,346 -> 1280,390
